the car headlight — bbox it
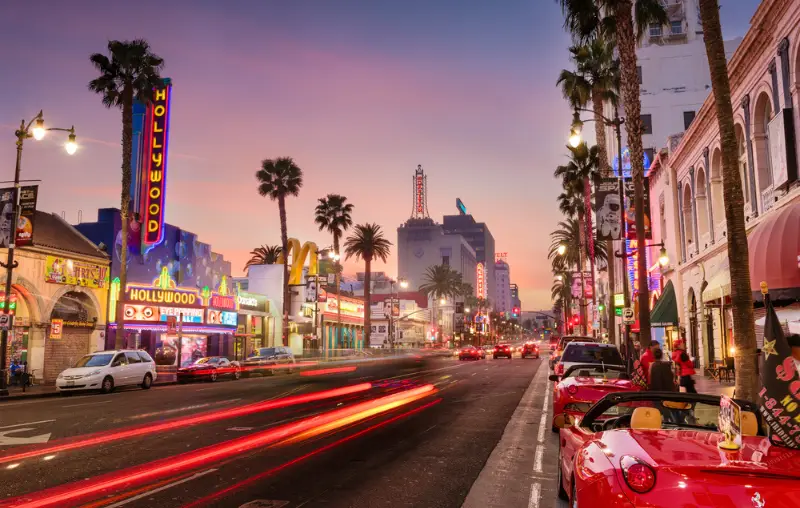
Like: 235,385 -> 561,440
86,369 -> 102,376
57,372 -> 64,379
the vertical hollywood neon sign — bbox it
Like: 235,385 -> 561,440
415,174 -> 424,213
142,82 -> 172,246
476,263 -> 486,299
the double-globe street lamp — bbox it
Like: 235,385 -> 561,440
1,111 -> 77,396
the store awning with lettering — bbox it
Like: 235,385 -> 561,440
651,280 -> 678,327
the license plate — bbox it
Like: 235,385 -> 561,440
66,380 -> 75,386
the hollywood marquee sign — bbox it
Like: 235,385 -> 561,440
126,286 -> 200,307
142,82 -> 173,246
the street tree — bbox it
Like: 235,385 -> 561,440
88,39 -> 164,348
256,157 -> 303,346
244,245 -> 282,272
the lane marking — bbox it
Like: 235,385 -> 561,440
0,395 -> 95,407
61,400 -> 112,408
0,428 -> 52,446
536,413 -> 548,443
0,420 -> 55,430
527,482 -> 541,508
104,468 -> 218,507
533,445 -> 544,473
227,427 -> 254,432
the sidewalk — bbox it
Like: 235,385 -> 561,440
694,375 -> 735,398
2,379 -> 177,401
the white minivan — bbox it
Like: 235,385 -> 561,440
56,350 -> 157,394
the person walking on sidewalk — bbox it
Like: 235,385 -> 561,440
675,344 -> 696,393
648,349 -> 677,392
640,341 -> 659,385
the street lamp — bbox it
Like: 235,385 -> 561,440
1,111 -> 77,396
557,243 -> 567,256
568,111 -> 583,148
439,297 -> 447,305
657,246 -> 670,267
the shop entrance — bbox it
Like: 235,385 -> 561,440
46,291 -> 98,382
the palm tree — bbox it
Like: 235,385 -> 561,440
256,157 -> 303,346
314,194 -> 354,348
419,265 -> 466,345
244,245 -> 282,272
697,0 -> 757,401
344,224 -> 392,349
559,0 -> 666,347
88,39 -> 164,348
557,37 -> 619,175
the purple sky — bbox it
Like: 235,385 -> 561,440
0,0 -> 760,310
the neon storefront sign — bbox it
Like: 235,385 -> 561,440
207,309 -> 237,326
142,83 -> 173,245
160,307 -> 204,323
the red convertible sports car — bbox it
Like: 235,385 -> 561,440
554,392 -> 800,507
549,364 -> 640,432
177,356 -> 241,382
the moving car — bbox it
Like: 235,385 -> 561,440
177,356 -> 241,382
553,392 -> 800,506
493,343 -> 513,359
553,341 -> 624,377
242,346 -> 296,376
549,364 -> 639,431
520,342 -> 540,359
56,350 -> 157,394
458,346 -> 484,361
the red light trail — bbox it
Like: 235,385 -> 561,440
299,366 -> 358,377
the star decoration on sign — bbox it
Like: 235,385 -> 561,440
762,339 -> 777,359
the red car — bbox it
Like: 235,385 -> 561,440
554,392 -> 800,506
549,364 -> 639,431
177,356 -> 241,382
521,342 -> 540,359
458,346 -> 484,361
493,344 -> 513,359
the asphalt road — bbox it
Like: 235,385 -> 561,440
0,354 -> 547,508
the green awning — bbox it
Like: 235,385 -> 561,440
651,280 -> 678,327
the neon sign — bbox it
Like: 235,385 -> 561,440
325,296 -> 365,319
495,253 -> 508,260
142,83 -> 172,245
160,307 -> 204,323
476,263 -> 486,298
210,295 -> 235,310
416,174 -> 424,213
207,309 -> 237,326
128,287 -> 198,306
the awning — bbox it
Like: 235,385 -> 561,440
748,200 -> 800,301
702,256 -> 731,303
651,280 -> 678,327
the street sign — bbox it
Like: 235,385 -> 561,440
0,314 -> 10,330
622,307 -> 635,324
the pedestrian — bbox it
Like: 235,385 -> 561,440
648,348 -> 677,391
640,340 -> 659,384
788,333 -> 800,374
9,360 -> 21,386
674,342 -> 697,393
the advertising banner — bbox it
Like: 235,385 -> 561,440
595,178 -> 622,241
50,319 -> 63,340
623,177 -> 652,239
142,83 -> 172,246
44,255 -> 109,288
0,185 -> 38,248
570,272 -> 593,299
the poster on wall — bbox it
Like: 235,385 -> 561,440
44,255 -> 109,288
154,335 -> 207,367
594,178 -> 622,241
0,185 -> 38,248
50,319 -> 63,340
623,177 -> 652,239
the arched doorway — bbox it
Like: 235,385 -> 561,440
5,284 -> 35,367
687,288 -> 700,367
45,291 -> 98,382
752,91 -> 774,206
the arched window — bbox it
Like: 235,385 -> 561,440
736,124 -> 750,205
752,92 -> 774,200
710,148 -> 724,230
696,167 -> 709,243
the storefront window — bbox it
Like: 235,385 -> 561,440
154,334 -> 208,367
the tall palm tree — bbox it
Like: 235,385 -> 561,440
88,39 -> 164,348
314,194 -> 354,348
698,0 -> 757,401
256,157 -> 303,346
419,265 -> 465,345
557,37 -> 619,175
559,0 -> 666,347
344,224 -> 392,349
244,245 -> 282,272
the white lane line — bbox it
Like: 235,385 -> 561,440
536,413 -> 548,443
0,419 -> 55,430
471,372 -> 477,376
104,468 -> 218,507
527,482 -> 542,508
533,445 -> 544,473
0,395 -> 95,407
61,400 -> 113,408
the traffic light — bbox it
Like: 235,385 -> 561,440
512,307 -> 520,317
598,303 -> 605,312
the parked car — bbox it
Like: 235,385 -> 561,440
493,343 -> 513,359
56,350 -> 157,394
521,342 -> 540,359
550,335 -> 601,371
242,346 -> 296,376
177,356 -> 241,382
553,342 -> 625,377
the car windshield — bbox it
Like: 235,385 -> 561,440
194,357 -> 219,364
563,365 -> 629,380
562,345 -> 623,365
74,354 -> 114,368
254,348 -> 276,357
581,393 -> 763,434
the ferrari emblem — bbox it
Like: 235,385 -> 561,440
752,492 -> 765,508
762,340 -> 776,359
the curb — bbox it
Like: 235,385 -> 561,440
1,381 -> 179,402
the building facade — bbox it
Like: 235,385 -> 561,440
510,283 -> 521,313
648,0 -> 800,368
494,260 -> 512,315
441,214 -> 496,305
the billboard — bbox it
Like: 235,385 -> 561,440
142,82 -> 173,246
0,185 -> 38,248
44,256 -> 109,289
623,177 -> 652,239
595,178 -> 622,241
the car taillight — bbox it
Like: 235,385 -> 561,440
620,456 -> 656,493
555,364 -> 564,375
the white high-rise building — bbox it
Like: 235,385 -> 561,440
494,260 -> 511,315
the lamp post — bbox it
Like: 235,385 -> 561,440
386,277 -> 407,351
1,111 -> 77,396
327,249 -> 341,351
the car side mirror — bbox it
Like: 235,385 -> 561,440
553,413 -> 574,429
549,374 -> 560,382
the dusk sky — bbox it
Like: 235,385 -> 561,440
0,0 -> 761,310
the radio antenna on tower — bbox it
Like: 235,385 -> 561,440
411,164 -> 429,219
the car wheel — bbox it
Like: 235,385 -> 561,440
209,371 -> 217,382
233,368 -> 241,380
141,373 -> 152,390
557,445 -> 568,500
101,376 -> 114,394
